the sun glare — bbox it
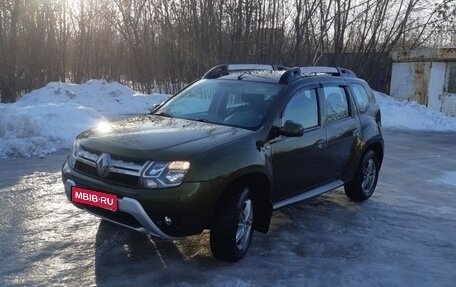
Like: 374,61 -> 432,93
95,121 -> 113,133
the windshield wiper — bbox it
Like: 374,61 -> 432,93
189,118 -> 214,124
154,111 -> 172,117
237,71 -> 252,80
154,113 -> 214,124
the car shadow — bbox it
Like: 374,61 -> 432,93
93,189 -> 375,286
93,219 -> 228,286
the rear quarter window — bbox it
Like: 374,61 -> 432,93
350,84 -> 370,113
323,86 -> 350,122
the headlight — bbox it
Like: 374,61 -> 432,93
141,161 -> 190,188
67,140 -> 79,168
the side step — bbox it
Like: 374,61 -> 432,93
273,180 -> 344,210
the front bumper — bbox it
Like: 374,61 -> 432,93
64,179 -> 180,240
62,160 -> 223,238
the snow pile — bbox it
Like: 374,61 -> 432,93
17,80 -> 169,117
0,103 -> 103,157
0,80 -> 169,157
374,92 -> 456,131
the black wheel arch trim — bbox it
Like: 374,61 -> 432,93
344,136 -> 384,183
213,168 -> 273,234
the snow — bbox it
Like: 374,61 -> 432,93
0,80 -> 169,157
0,80 -> 455,158
374,92 -> 456,131
0,103 -> 102,156
17,80 -> 169,118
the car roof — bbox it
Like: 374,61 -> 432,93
202,65 -> 360,86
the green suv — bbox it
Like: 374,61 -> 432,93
62,64 -> 384,261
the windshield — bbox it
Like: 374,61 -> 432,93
154,79 -> 284,129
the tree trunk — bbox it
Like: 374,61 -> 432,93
1,0 -> 20,103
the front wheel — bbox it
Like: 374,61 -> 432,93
210,185 -> 254,262
345,150 -> 379,202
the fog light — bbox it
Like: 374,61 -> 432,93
164,216 -> 172,226
143,179 -> 158,188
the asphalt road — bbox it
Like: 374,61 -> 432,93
1,129 -> 455,287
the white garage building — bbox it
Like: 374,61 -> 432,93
390,48 -> 456,116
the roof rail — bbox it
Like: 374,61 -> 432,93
203,64 -> 287,79
278,66 -> 357,84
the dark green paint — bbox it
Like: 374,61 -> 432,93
62,74 -> 384,237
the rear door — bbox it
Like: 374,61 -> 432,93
270,85 -> 330,202
321,83 -> 361,180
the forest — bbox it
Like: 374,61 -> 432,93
0,0 -> 455,103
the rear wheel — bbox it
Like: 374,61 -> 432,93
210,185 -> 253,262
345,150 -> 379,202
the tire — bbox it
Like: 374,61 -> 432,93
210,185 -> 254,262
344,150 -> 379,202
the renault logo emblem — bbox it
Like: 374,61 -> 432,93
96,153 -> 111,177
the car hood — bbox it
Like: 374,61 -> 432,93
77,115 -> 253,161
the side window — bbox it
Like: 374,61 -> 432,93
323,86 -> 350,122
350,84 -> 370,113
282,88 -> 319,129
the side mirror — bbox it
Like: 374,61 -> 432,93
278,120 -> 304,137
148,103 -> 160,113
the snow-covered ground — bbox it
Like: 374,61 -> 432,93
0,81 -> 455,157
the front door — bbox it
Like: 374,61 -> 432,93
270,86 -> 330,202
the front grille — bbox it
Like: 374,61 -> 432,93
74,147 -> 147,187
75,160 -> 97,175
75,161 -> 140,186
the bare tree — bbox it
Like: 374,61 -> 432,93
0,0 -> 20,103
0,0 -> 454,102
